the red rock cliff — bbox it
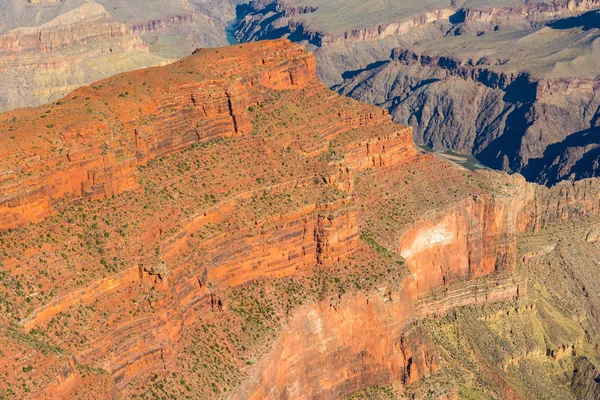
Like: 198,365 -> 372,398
0,39 -> 315,229
2,39 -> 600,399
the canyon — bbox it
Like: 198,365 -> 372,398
0,39 -> 600,399
234,0 -> 600,186
3,0 -> 599,186
0,0 -> 244,112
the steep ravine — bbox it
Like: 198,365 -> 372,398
336,49 -> 600,186
234,0 -> 600,186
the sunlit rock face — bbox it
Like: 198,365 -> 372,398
2,39 -> 600,399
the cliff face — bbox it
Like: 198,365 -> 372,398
0,38 -> 315,229
0,0 -> 245,113
572,358 -> 600,400
236,0 -> 600,186
235,0 -> 454,47
236,0 -> 600,46
2,39 -> 600,399
337,48 -> 600,186
0,2 -> 169,112
235,0 -> 600,82
398,193 -> 520,295
0,3 -> 145,59
238,292 -> 439,399
423,208 -> 600,399
0,39 -> 421,398
128,14 -> 195,35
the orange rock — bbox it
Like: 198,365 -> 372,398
0,39 -> 316,230
2,39 -> 600,399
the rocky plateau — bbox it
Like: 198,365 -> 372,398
0,39 -> 600,400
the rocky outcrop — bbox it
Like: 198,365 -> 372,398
0,39 -> 424,398
448,0 -> 600,34
394,170 -> 600,294
238,268 -> 524,399
398,193 -> 521,295
0,0 -> 250,113
129,14 -> 195,35
337,47 -> 600,186
3,39 -> 600,399
572,357 -> 600,399
0,39 -> 315,230
238,293 -> 439,399
0,3 -> 145,60
521,176 -> 600,231
235,0 -> 600,80
389,48 -> 530,89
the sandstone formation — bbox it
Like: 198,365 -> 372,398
0,0 -> 244,113
1,39 -> 600,399
235,0 -> 600,186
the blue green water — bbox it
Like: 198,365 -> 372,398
225,19 -> 239,45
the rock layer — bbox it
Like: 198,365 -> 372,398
0,39 -> 315,229
337,48 -> 600,186
0,2 -> 170,112
0,0 -> 247,113
1,39 -> 600,399
236,0 -> 600,186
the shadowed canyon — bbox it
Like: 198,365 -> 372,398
234,0 -> 600,186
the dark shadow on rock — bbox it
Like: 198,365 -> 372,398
570,145 -> 600,180
503,75 -> 537,103
287,27 -> 322,47
521,126 -> 600,185
449,9 -> 466,24
235,3 -> 250,19
410,78 -> 441,91
591,105 -> 600,127
340,60 -> 389,80
261,25 -> 293,40
234,3 -> 304,43
548,10 -> 600,31
475,103 -> 534,171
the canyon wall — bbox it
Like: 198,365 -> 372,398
0,3 -> 145,60
337,48 -> 600,186
0,39 -> 315,229
235,0 -> 455,47
398,193 -> 520,295
236,159 -> 600,398
2,39 -> 600,399
236,0 -> 600,47
0,2 -> 169,112
0,0 -> 245,113
0,39 -> 426,398
236,0 -> 600,186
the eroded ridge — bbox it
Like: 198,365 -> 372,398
1,39 -> 600,399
